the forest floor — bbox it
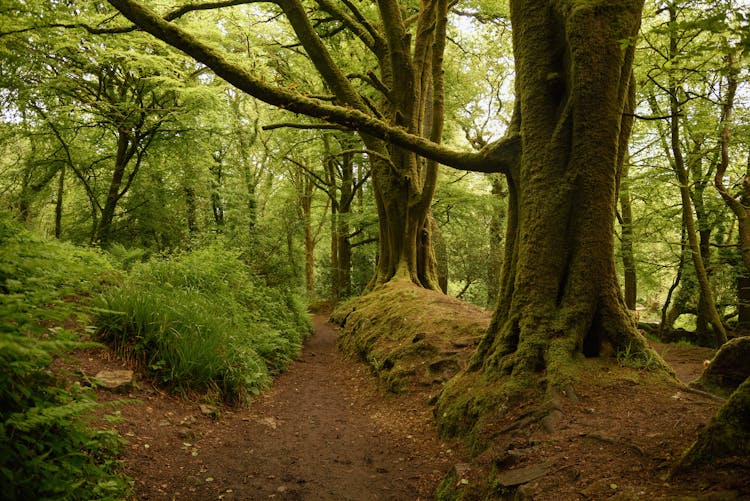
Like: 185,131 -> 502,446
59,311 -> 750,500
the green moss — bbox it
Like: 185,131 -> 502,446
334,281 -> 488,392
677,376 -> 750,469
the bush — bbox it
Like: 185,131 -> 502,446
0,329 -> 130,500
0,212 -> 130,500
95,244 -> 312,403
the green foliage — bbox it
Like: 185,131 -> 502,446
0,213 -> 118,346
615,342 -> 661,370
95,244 -> 312,403
0,331 -> 131,500
105,243 -> 150,271
0,212 -> 130,500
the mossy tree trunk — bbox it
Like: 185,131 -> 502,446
619,159 -> 637,310
270,0 -> 450,291
438,0 -> 663,431
362,0 -> 448,290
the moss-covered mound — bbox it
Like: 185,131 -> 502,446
331,281 -> 490,393
693,337 -> 750,396
676,375 -> 750,471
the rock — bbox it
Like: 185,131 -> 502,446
199,404 -> 219,418
452,463 -> 471,486
494,461 -> 552,487
94,370 -> 134,391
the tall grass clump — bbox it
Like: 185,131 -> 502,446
0,213 -> 130,500
95,244 -> 312,403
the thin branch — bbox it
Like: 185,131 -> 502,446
2,0 -> 265,36
625,112 -> 680,121
351,237 -> 377,248
347,72 -> 391,98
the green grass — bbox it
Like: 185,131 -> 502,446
615,341 -> 662,370
95,244 -> 312,403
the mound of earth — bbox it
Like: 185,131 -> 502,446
332,281 -> 489,392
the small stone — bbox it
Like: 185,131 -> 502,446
277,485 -> 288,493
199,404 -> 218,417
94,370 -> 134,391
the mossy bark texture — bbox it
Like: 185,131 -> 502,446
438,0 -> 665,435
677,376 -> 750,469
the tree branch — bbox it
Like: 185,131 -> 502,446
2,0 -> 265,36
262,122 -> 349,131
315,0 -> 385,55
106,0 -> 512,173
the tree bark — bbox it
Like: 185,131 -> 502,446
54,164 -> 65,239
619,159 -> 637,310
437,0 -> 667,435
94,130 -> 139,246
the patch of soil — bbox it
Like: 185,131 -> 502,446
649,339 -> 716,384
65,315 -> 467,500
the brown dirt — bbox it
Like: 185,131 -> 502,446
67,315 -> 466,500
59,311 -> 750,500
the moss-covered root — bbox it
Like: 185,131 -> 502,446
673,375 -> 750,473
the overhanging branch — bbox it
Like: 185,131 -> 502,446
106,0 -> 514,173
262,122 -> 349,131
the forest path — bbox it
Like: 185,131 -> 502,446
100,315 -> 462,500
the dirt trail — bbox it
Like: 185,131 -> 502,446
97,316 -> 463,500
70,314 -> 746,500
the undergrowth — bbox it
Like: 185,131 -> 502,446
95,244 -> 312,403
0,213 -> 130,500
616,341 -> 662,370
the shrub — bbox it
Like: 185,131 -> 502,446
0,212 -> 130,500
0,328 -> 130,500
95,244 -> 311,403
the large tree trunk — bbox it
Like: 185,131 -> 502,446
364,0 -> 447,290
437,0 -> 665,435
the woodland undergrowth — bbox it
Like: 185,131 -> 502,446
1,211 -> 313,499
0,213 -> 130,500
95,243 -> 312,404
